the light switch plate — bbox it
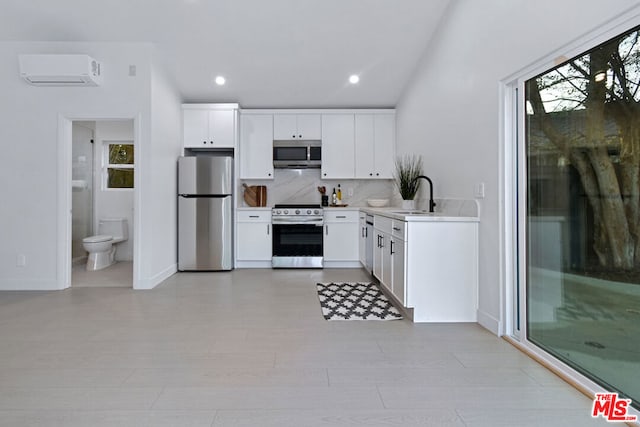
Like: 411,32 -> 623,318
474,182 -> 485,198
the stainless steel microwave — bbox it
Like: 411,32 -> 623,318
273,140 -> 321,168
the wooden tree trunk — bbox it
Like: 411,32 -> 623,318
570,151 -> 609,265
618,126 -> 640,266
585,48 -> 634,269
587,147 -> 633,268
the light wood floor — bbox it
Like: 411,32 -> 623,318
0,268 -> 609,426
72,261 -> 133,288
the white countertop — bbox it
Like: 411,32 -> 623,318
359,207 -> 479,222
237,202 -> 479,222
237,206 -> 271,211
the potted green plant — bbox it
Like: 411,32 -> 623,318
394,154 -> 423,209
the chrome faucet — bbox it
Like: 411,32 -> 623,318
412,175 -> 436,212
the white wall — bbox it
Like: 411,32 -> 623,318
395,0 -> 640,334
136,50 -> 182,289
94,120 -> 134,261
0,41 -> 181,290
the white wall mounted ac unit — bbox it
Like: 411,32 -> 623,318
19,54 -> 103,86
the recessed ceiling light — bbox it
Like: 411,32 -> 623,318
349,74 -> 360,84
215,76 -> 226,86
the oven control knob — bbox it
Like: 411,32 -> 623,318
306,210 -> 311,214
314,209 -> 319,214
295,209 -> 300,214
275,210 -> 281,214
284,210 -> 289,214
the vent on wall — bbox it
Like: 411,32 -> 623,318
18,54 -> 103,86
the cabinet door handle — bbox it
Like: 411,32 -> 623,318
361,227 -> 365,238
365,227 -> 368,238
393,227 -> 401,231
325,225 -> 328,235
336,215 -> 346,219
390,240 -> 395,255
249,215 -> 259,218
267,224 -> 270,235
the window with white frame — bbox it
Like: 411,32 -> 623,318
104,141 -> 134,189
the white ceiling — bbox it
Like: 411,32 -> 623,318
1,0 -> 451,107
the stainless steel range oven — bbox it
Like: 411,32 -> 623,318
272,204 -> 323,268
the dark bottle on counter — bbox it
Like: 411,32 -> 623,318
331,188 -> 337,205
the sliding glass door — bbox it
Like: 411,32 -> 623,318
524,25 -> 640,406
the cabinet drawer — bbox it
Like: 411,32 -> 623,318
324,210 -> 359,222
373,215 -> 392,234
391,220 -> 406,240
237,210 -> 271,222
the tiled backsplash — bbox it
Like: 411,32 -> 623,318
239,168 -> 395,207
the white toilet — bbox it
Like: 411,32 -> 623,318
82,218 -> 128,271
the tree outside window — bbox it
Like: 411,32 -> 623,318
105,142 -> 134,189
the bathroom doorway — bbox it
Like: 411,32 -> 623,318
70,119 -> 135,287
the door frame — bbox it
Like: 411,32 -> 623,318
57,114 -> 142,289
499,6 -> 640,416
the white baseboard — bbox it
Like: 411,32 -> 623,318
235,261 -> 272,268
323,261 -> 361,268
477,309 -> 501,336
0,279 -> 63,291
135,263 -> 177,290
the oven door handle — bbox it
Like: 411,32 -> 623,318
272,219 -> 324,225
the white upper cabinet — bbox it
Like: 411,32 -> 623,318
321,114 -> 355,179
237,109 -> 394,180
273,114 -> 321,140
183,104 -> 237,148
240,113 -> 274,179
354,113 -> 395,179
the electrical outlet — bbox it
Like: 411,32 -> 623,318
474,182 -> 485,199
16,254 -> 26,267
348,187 -> 354,197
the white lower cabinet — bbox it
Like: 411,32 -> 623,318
391,235 -> 406,304
373,215 -> 402,301
372,212 -> 478,322
236,210 -> 271,266
358,213 -> 367,267
324,210 -> 359,266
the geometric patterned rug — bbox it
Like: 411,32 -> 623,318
316,282 -> 403,321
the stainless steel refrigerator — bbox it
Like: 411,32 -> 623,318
178,156 -> 233,271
